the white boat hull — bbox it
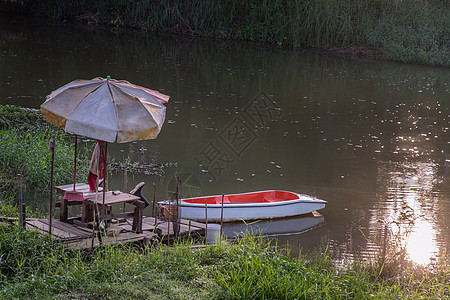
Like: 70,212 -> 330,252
222,213 -> 326,238
159,191 -> 326,222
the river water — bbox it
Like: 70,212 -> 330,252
1,15 -> 449,266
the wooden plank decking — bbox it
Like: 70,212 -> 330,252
1,216 -> 206,250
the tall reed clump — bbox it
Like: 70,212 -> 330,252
0,129 -> 89,192
0,105 -> 90,194
5,0 -> 448,65
0,225 -> 448,299
215,237 -> 345,299
215,236 -> 449,299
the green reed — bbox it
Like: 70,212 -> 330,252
6,0 -> 448,66
0,105 -> 90,194
0,128 -> 89,192
0,218 -> 448,299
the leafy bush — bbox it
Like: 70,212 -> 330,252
368,5 -> 449,66
3,0 -> 448,65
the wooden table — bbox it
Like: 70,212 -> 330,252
55,182 -> 102,195
55,183 -> 145,233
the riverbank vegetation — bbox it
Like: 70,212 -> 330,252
0,212 -> 448,299
2,0 -> 448,66
0,105 -> 89,199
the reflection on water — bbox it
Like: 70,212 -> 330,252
407,220 -> 437,265
1,14 -> 449,265
373,161 -> 445,265
221,213 -> 325,239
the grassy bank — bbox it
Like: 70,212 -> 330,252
0,105 -> 90,197
0,213 -> 448,299
2,0 -> 449,66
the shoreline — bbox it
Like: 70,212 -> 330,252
2,0 -> 448,67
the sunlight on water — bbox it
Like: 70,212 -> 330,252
407,220 -> 437,265
377,161 -> 442,266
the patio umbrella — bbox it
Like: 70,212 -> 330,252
41,76 -> 168,143
41,76 -> 169,226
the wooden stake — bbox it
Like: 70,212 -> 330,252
18,174 -> 23,226
205,198 -> 208,243
21,203 -> 26,228
167,199 -> 171,238
188,220 -> 191,237
123,162 -> 127,211
220,194 -> 224,238
174,177 -> 180,237
49,134 -> 56,235
153,182 -> 157,226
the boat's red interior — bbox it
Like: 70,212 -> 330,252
183,191 -> 298,204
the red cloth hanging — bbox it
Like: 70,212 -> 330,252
87,141 -> 107,192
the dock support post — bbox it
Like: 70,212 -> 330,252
123,162 -> 127,212
173,177 -> 180,238
132,203 -> 144,234
18,174 -> 23,226
167,199 -> 171,238
188,220 -> 191,237
21,203 -> 26,228
49,134 -> 56,235
60,198 -> 68,222
204,198 -> 208,244
153,182 -> 157,226
220,194 -> 224,239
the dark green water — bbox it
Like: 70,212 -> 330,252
1,14 -> 449,265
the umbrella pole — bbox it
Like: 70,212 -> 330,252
102,142 -> 108,223
93,174 -> 102,246
93,143 -> 103,246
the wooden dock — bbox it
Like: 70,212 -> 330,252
1,216 -> 206,250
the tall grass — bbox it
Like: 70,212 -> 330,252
4,0 -> 449,65
0,223 -> 65,280
216,236 -> 449,299
0,128 -> 89,193
0,105 -> 90,195
0,225 -> 448,299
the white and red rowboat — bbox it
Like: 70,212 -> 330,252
159,190 -> 327,222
